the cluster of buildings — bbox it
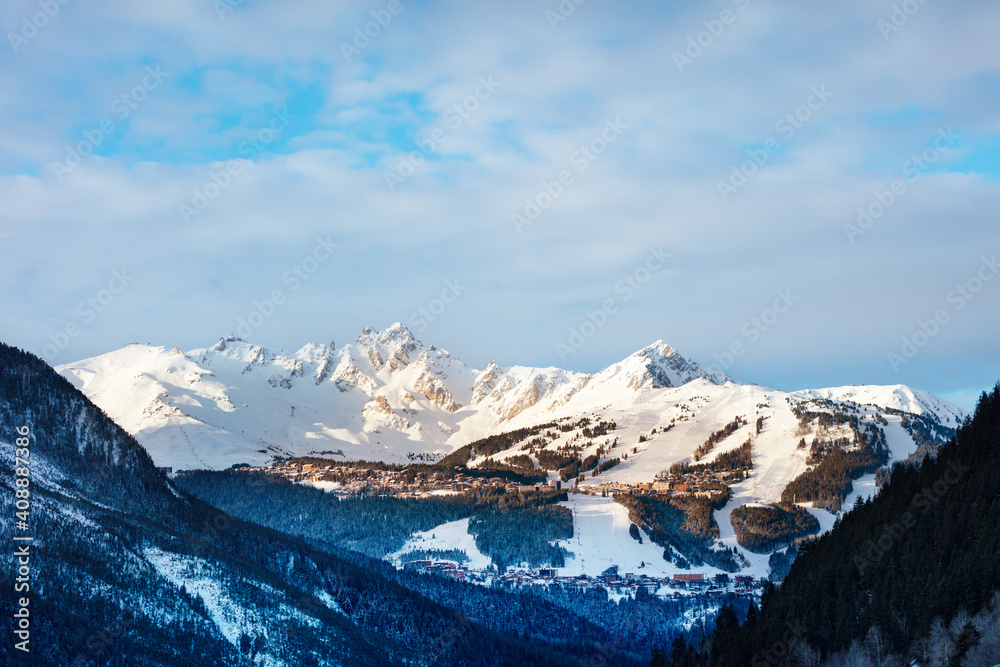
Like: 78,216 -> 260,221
399,561 -> 766,599
256,460 -> 747,504
579,468 -> 736,500
258,461 -> 558,498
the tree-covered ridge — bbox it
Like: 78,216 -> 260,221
469,504 -> 573,569
780,404 -> 891,512
431,417 -> 624,485
176,470 -> 573,568
615,494 -> 744,572
694,416 -> 748,462
730,503 -> 820,554
677,438 -> 753,477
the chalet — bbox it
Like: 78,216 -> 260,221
674,573 -> 704,583
734,575 -> 754,586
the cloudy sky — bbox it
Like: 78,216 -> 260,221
2,0 -> 998,409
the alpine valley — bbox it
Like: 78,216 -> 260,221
52,325 -> 966,582
1,326 -> 983,666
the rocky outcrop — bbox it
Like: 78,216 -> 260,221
413,372 -> 461,413
500,376 -> 541,421
356,323 -> 419,374
362,395 -> 411,431
472,361 -> 503,405
332,357 -> 378,395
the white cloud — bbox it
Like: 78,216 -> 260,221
1,0 -> 998,402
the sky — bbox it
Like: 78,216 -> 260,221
1,0 -> 998,410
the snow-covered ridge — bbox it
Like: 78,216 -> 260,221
791,384 -> 966,428
56,324 -> 965,474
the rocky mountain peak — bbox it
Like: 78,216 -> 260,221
618,340 -> 731,390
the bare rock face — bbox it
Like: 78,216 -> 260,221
309,342 -> 336,385
619,341 -> 731,391
501,376 -> 541,421
551,375 -> 590,409
413,372 -> 461,413
268,375 -> 292,390
367,346 -> 385,370
315,356 -> 335,385
356,323 -> 419,374
142,396 -> 183,420
363,395 -> 393,415
472,361 -> 503,405
474,366 -> 571,422
332,357 -> 378,395
386,348 -> 411,372
361,395 -> 411,431
242,346 -> 270,374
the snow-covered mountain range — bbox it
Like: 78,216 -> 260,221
53,324 -> 971,582
57,323 -> 965,480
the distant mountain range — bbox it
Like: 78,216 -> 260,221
56,324 -> 966,511
3,333 -> 989,664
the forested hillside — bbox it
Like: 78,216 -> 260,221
176,470 -> 574,568
663,384 -> 1000,666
